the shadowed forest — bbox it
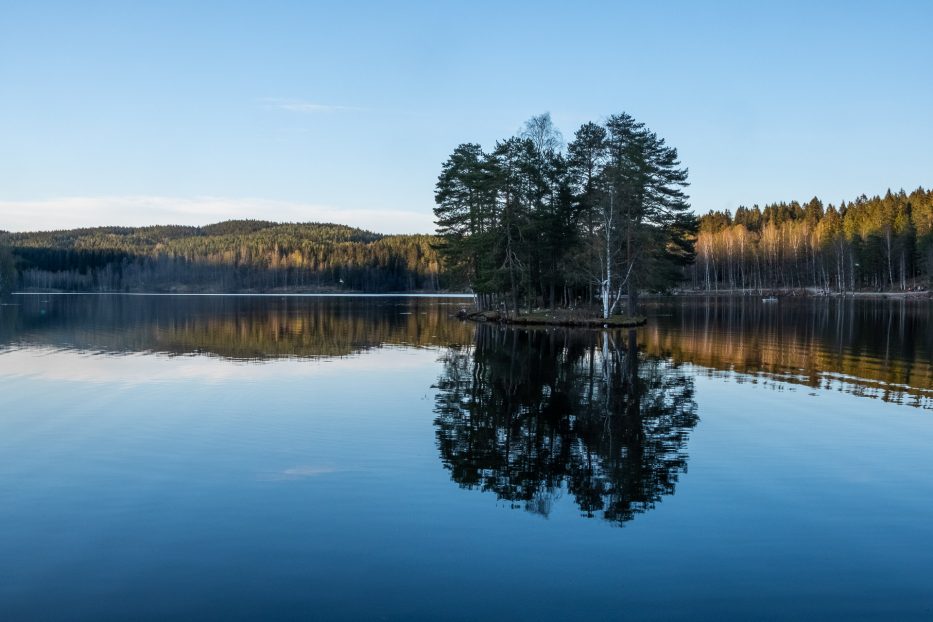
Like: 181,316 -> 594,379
0,221 -> 442,293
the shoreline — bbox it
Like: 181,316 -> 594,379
9,290 -> 473,298
671,289 -> 931,300
462,309 -> 647,329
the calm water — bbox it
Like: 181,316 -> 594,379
1,294 -> 932,621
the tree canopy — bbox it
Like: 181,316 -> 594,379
434,112 -> 696,317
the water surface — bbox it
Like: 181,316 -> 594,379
1,294 -> 932,621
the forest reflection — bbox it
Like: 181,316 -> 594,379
0,295 -> 474,360
642,297 -> 933,408
433,325 -> 699,525
1,294 -> 930,409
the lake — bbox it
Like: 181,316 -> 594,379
1,294 -> 932,621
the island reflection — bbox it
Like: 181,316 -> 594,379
433,325 -> 698,525
1,294 -> 930,409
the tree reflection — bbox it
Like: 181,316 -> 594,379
434,326 -> 698,525
0,295 -> 473,360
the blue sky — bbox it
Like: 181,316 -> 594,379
1,0 -> 931,233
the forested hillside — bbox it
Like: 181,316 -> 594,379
693,188 -> 933,291
4,185 -> 930,296
0,220 -> 443,292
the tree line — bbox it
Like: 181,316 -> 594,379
4,161 -> 928,298
693,188 -> 933,292
0,220 -> 443,293
434,112 -> 697,318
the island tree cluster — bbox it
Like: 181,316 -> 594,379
693,188 -> 933,291
434,113 -> 697,317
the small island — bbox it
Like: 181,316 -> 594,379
459,307 -> 646,328
434,112 -> 694,325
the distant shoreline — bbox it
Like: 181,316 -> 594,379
9,289 -> 931,301
10,291 -> 475,298
671,288 -> 932,300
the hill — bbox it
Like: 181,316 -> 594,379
1,220 -> 444,293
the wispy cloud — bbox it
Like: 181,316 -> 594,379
261,98 -> 360,114
0,196 -> 434,234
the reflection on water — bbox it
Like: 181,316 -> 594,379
2,294 -> 933,619
0,294 -> 474,359
434,326 -> 698,524
643,297 -> 933,408
2,295 -> 930,409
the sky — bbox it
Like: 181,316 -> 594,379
1,0 -> 931,234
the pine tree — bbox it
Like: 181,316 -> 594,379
0,241 -> 17,294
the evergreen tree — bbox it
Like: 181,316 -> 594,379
594,113 -> 693,316
0,240 -> 16,294
434,113 -> 696,315
434,143 -> 494,293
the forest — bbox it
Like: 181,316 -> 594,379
0,220 -> 442,293
434,112 -> 696,318
1,153 -> 930,298
693,188 -> 933,292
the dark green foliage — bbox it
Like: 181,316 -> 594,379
200,220 -> 277,237
433,143 -> 496,291
434,113 -> 696,314
0,234 -> 16,294
599,113 -> 693,313
8,221 -> 443,292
